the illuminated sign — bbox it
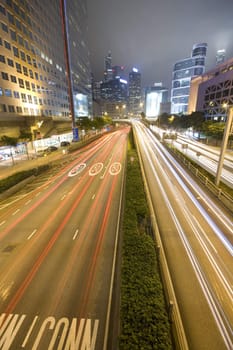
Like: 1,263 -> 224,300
74,93 -> 88,117
146,92 -> 162,117
132,67 -> 138,73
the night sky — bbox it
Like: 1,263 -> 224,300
87,0 -> 233,89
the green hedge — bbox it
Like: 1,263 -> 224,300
119,135 -> 172,349
0,164 -> 49,193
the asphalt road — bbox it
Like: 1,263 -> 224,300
134,121 -> 233,350
0,128 -> 129,349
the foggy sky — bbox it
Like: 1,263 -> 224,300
87,0 -> 233,89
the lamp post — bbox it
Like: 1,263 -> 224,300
215,106 -> 233,186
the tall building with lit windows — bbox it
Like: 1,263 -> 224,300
128,67 -> 141,117
104,50 -> 113,82
0,0 -> 92,123
171,43 -> 207,115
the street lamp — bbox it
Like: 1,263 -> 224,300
215,105 -> 233,186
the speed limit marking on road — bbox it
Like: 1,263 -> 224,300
109,162 -> 121,175
89,162 -> 103,176
68,163 -> 86,177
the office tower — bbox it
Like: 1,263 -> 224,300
189,57 -> 233,121
0,0 -> 92,123
100,77 -> 128,103
104,51 -> 113,82
171,43 -> 207,115
216,49 -> 226,65
145,83 -> 168,119
64,0 -> 92,118
128,67 -> 141,117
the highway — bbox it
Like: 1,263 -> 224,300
134,121 -> 233,350
150,125 -> 233,188
0,128 -> 129,349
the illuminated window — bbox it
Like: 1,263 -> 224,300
5,89 -> 12,97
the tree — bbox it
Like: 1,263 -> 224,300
202,121 -> 225,139
19,129 -> 32,141
0,135 -> 18,147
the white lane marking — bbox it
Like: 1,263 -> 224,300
12,209 -> 20,216
61,194 -> 66,201
73,229 -> 79,240
0,220 -> 6,226
22,316 -> 39,347
27,229 -> 37,240
92,194 -> 95,200
0,314 -> 100,350
35,192 -> 41,197
68,163 -> 86,177
25,199 -> 32,205
89,162 -> 103,176
109,162 -> 121,175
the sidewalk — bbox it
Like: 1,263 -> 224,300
0,150 -> 67,181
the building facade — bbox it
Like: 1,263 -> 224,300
0,0 -> 92,122
188,57 -> 233,121
64,0 -> 92,118
128,67 -> 141,117
100,77 -> 128,103
171,43 -> 207,115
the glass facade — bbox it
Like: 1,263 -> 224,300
128,69 -> 141,116
171,43 -> 207,115
0,0 -> 92,120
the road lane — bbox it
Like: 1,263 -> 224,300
0,128 -> 128,349
134,121 -> 233,349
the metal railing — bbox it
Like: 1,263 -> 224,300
169,146 -> 233,213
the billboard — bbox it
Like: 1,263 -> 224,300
74,93 -> 88,117
145,91 -> 162,118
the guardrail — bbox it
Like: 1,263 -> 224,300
168,146 -> 233,213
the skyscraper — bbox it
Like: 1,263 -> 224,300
104,51 -> 113,82
0,0 -> 92,125
128,68 -> 141,117
63,0 -> 92,119
171,43 -> 207,115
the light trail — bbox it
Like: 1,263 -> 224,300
134,121 -> 233,348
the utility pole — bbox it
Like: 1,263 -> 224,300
60,0 -> 78,141
215,107 -> 233,186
